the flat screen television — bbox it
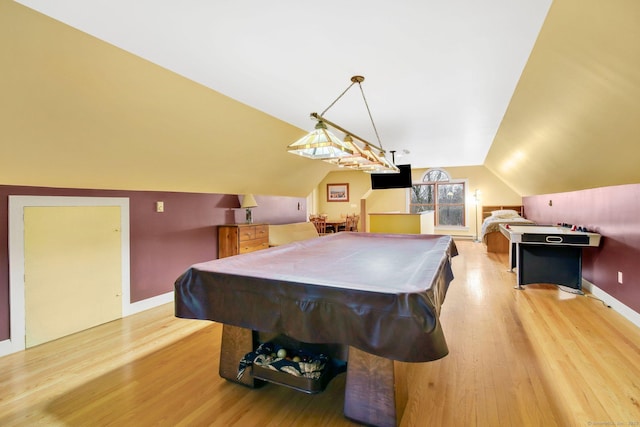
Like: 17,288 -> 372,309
371,164 -> 413,189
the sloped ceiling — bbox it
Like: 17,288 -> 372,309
10,0 -> 552,170
2,0 -> 639,197
1,1 -> 332,196
485,0 -> 640,196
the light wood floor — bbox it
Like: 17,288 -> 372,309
1,240 -> 639,426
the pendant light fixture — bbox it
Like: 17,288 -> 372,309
286,120 -> 354,160
287,76 -> 399,173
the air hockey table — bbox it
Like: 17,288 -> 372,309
499,224 -> 601,290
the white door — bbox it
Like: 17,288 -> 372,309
24,206 -> 122,347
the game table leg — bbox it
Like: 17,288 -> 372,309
344,346 -> 398,427
219,324 -> 261,387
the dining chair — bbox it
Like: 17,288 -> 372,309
351,215 -> 360,232
311,217 -> 328,235
347,215 -> 357,232
339,214 -> 355,232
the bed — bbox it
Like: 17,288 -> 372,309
480,205 -> 533,253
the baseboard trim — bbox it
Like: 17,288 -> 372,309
0,339 -> 14,357
124,291 -> 174,316
582,278 -> 640,329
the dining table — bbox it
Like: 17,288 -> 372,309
325,218 -> 346,233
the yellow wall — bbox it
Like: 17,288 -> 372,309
485,0 -> 640,196
1,1 -> 331,197
369,212 -> 434,234
315,170 -> 370,219
428,165 -> 522,207
364,188 -> 408,218
5,1 -> 640,200
318,165 -> 521,237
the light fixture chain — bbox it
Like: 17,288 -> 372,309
357,82 -> 384,150
320,81 -> 357,117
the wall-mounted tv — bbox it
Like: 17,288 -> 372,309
371,164 -> 413,189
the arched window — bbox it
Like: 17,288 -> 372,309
410,168 -> 467,227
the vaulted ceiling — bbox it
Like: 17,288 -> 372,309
2,0 -> 639,197
485,0 -> 640,195
10,0 -> 552,169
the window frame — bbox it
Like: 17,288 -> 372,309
408,169 -> 469,229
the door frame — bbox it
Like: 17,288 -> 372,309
6,196 -> 130,354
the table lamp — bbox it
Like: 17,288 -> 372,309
240,194 -> 258,224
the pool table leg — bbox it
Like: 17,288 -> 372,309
344,346 -> 397,427
219,324 -> 260,388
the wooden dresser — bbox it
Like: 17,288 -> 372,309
218,224 -> 269,258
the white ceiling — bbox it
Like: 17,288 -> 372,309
15,0 -> 551,169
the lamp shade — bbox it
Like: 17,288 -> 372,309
287,121 -> 354,159
324,135 -> 374,168
240,194 -> 258,209
287,76 -> 395,174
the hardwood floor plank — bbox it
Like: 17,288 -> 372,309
0,240 -> 639,426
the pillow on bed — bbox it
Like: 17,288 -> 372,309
491,209 -> 520,219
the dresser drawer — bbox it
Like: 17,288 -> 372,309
253,225 -> 268,240
238,226 -> 257,241
218,224 -> 270,258
239,238 -> 269,254
238,225 -> 268,242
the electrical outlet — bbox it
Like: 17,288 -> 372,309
617,271 -> 623,284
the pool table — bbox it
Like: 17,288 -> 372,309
175,232 -> 457,427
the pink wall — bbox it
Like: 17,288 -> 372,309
0,185 -> 307,341
523,184 -> 640,314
